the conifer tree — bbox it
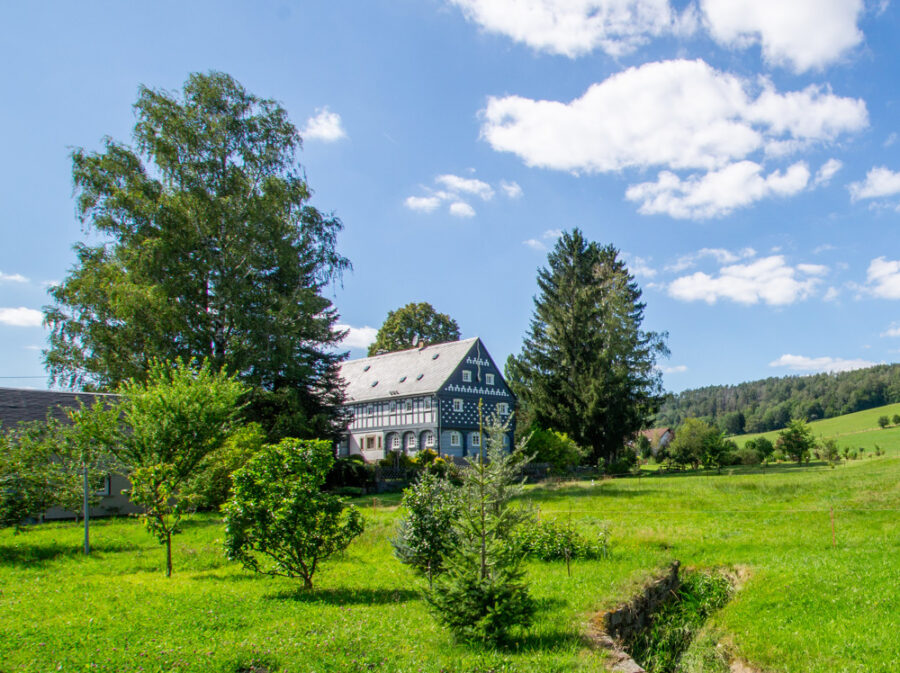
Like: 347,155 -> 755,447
507,229 -> 667,465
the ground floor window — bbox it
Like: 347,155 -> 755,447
470,432 -> 480,447
425,432 -> 434,447
406,434 -> 416,450
450,431 -> 461,447
391,435 -> 400,449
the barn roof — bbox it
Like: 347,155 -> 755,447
338,338 -> 481,403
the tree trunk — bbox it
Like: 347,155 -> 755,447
166,530 -> 173,578
303,575 -> 313,590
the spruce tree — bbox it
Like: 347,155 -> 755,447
507,229 -> 667,465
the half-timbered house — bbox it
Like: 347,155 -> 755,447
336,337 -> 515,461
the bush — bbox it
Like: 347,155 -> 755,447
820,438 -> 841,465
605,449 -> 638,475
523,426 -> 585,472
325,456 -> 373,491
735,446 -> 761,466
224,438 -> 364,590
516,518 -> 610,561
878,415 -> 890,429
392,470 -> 461,584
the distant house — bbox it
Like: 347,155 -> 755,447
0,387 -> 139,520
638,427 -> 675,454
336,337 -> 516,461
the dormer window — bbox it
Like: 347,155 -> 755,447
462,370 -> 472,383
363,365 -> 371,372
432,353 -> 439,360
416,373 -> 424,380
399,376 -> 407,382
370,380 -> 378,387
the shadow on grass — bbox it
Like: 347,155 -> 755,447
500,628 -> 587,654
526,484 -> 660,503
265,586 -> 419,605
0,538 -> 143,566
179,516 -> 225,530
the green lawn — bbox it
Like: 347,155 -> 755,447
734,401 -> 900,451
3,453 -> 900,672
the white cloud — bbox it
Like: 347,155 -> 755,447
666,247 -> 757,273
701,0 -> 864,73
23,345 -> 41,351
500,180 -> 523,199
0,272 -> 28,283
769,354 -> 876,373
335,324 -> 378,350
481,59 -> 865,216
849,166 -> 900,201
823,286 -> 840,301
405,195 -> 442,213
668,255 -> 824,306
814,158 -> 843,186
624,254 -> 657,279
0,307 -> 43,327
796,263 -> 829,276
659,364 -> 688,374
523,228 -> 565,251
881,323 -> 900,337
627,160 -> 810,219
436,174 -> 494,200
448,0 -> 697,58
885,132 -> 898,148
449,201 -> 477,217
865,257 -> 900,299
302,107 -> 347,142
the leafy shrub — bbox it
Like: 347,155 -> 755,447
820,438 -> 841,465
523,427 -> 585,472
516,518 -> 610,561
379,450 -> 417,469
605,449 -> 637,474
735,446 -> 761,466
325,456 -> 372,491
224,438 -> 364,590
392,471 -> 461,584
878,415 -> 890,429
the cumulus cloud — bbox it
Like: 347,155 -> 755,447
0,272 -> 28,283
523,228 -> 564,251
481,59 -> 865,217
623,254 -> 657,279
302,107 -> 347,142
865,257 -> 900,299
482,60 -> 866,174
335,323 -> 378,350
0,307 -> 43,327
626,160 -> 810,219
449,201 -> 476,217
668,255 -> 825,305
881,323 -> 900,338
404,196 -> 442,212
823,286 -> 840,301
814,158 -> 843,185
667,247 -> 756,273
448,0 -> 697,58
769,354 -> 876,373
500,180 -> 523,198
848,166 -> 900,201
701,0 -> 863,73
436,174 -> 495,200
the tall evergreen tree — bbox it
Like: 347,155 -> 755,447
43,72 -> 349,439
507,229 -> 667,464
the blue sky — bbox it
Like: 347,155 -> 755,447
1,0 -> 899,393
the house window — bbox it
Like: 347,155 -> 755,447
486,373 -> 495,385
389,401 -> 396,412
471,432 -> 480,447
366,404 -> 374,415
406,434 -> 416,449
497,402 -> 509,415
502,434 -> 509,447
404,399 -> 413,412
450,431 -> 461,447
453,398 -> 463,412
425,432 -> 434,447
424,398 -> 432,410
365,435 -> 376,450
462,370 -> 472,382
391,435 -> 400,449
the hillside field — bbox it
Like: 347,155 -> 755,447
734,401 -> 900,452
3,437 -> 900,673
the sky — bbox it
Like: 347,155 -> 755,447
1,0 -> 899,394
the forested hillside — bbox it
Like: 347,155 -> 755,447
655,364 -> 900,435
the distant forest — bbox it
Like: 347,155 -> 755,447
655,364 -> 900,435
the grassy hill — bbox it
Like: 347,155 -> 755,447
734,401 -> 900,453
3,449 -> 900,672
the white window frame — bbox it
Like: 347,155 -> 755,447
485,373 -> 495,385
462,370 -> 472,383
406,434 -> 416,449
391,435 -> 400,449
450,431 -> 461,447
425,432 -> 434,447
366,404 -> 374,416
497,402 -> 509,415
453,398 -> 463,412
389,401 -> 396,412
404,399 -> 413,412
424,398 -> 432,410
471,432 -> 480,447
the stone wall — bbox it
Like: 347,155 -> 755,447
602,561 -> 681,641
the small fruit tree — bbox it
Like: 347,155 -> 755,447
224,438 -> 364,590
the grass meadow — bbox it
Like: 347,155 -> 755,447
3,416 -> 900,672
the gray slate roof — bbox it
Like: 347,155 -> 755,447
339,338 -> 479,403
0,388 -> 116,426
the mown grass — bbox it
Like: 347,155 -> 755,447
3,453 -> 900,671
734,401 -> 900,452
